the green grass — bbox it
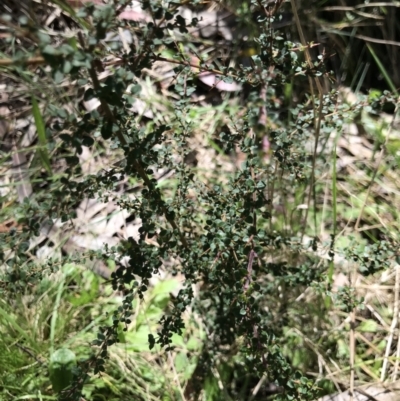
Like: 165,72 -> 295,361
0,263 -> 203,400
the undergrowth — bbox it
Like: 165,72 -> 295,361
0,0 -> 399,400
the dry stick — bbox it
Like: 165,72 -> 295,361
244,250 -> 257,291
0,53 -> 238,82
0,57 -> 45,66
393,276 -> 400,381
383,264 -> 400,381
168,351 -> 187,401
290,0 -> 353,395
0,45 -> 319,71
347,218 -> 356,399
290,0 -> 324,244
268,160 -> 279,232
77,32 -> 188,248
349,307 -> 355,401
393,264 -> 400,380
248,375 -> 267,401
289,1 -> 324,95
307,92 -> 324,233
256,81 -> 275,228
350,34 -> 400,47
155,55 -> 239,79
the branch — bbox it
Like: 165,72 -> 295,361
77,32 -> 189,248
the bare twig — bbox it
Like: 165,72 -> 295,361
244,250 -> 257,291
383,264 -> 400,381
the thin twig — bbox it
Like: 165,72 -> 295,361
0,56 -> 45,66
168,351 -> 187,401
350,307 -> 355,401
15,343 -> 44,365
244,250 -> 257,291
290,0 -> 324,243
383,264 -> 400,381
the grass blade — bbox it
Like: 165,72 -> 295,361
366,43 -> 398,96
32,96 -> 53,176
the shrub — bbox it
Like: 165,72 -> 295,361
0,0 -> 398,400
